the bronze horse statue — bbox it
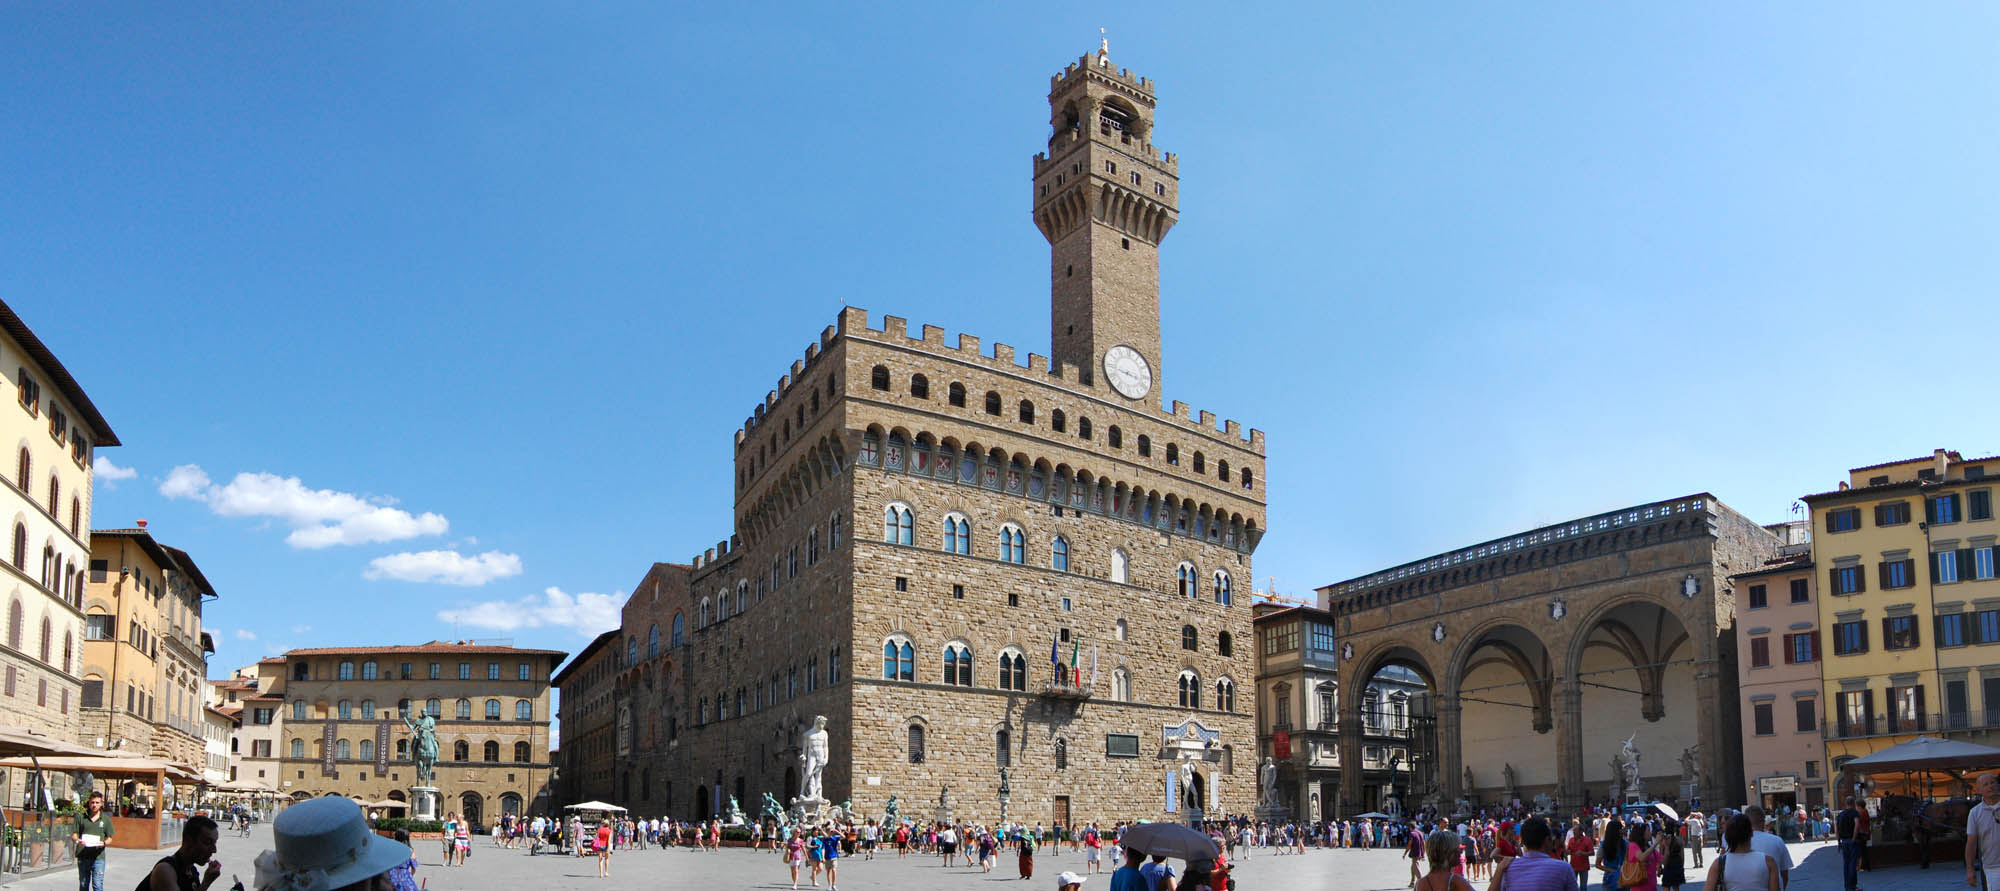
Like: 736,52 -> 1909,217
1878,794 -> 1977,867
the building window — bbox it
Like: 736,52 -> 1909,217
482,741 -> 499,762
1973,489 -> 1993,521
883,637 -> 914,681
1930,494 -> 1963,525
1941,614 -> 1969,648
1263,620 -> 1301,655
1177,670 -> 1200,709
1138,435 -> 1152,457
1976,546 -> 1998,581
1937,550 -> 1966,584
1833,620 -> 1867,655
999,526 -> 1025,564
361,661 -> 378,680
1165,444 -> 1179,466
1108,426 -> 1122,448
1078,417 -> 1092,440
1177,563 -> 1197,598
1753,702 -> 1774,736
1112,669 -> 1131,702
943,515 -> 970,554
1052,536 -> 1069,571
292,700 -> 306,720
1884,615 -> 1920,650
485,699 -> 501,720
515,741 -> 531,762
1018,400 -> 1035,424
1826,507 -> 1862,532
884,503 -> 913,545
948,383 -> 966,407
429,663 -> 441,679
1216,678 -> 1236,712
1889,685 -> 1926,733
426,698 -> 440,717
291,739 -> 304,759
1213,571 -> 1233,605
1785,631 -> 1820,664
338,661 -> 354,681
943,644 -> 972,686
1832,565 -> 1865,595
869,366 -> 889,390
1874,501 -> 1911,526
1796,698 -> 1817,733
1749,637 -> 1770,668
984,392 -> 1001,416
999,650 -> 1026,691
1218,631 -> 1233,657
1111,549 -> 1128,584
456,699 -> 472,719
1747,585 -> 1767,609
1789,578 -> 1809,603
907,724 -> 926,763
458,663 -> 471,680
1181,625 -> 1197,650
1882,559 -> 1915,589
910,374 -> 929,399
360,700 -> 376,719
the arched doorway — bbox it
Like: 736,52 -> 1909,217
460,792 -> 483,829
499,792 -> 522,816
695,785 -> 711,821
385,789 -> 407,817
1341,644 -> 1440,819
1451,623 -> 1556,807
1568,599 -> 1698,805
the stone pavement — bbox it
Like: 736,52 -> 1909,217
0,831 -> 1925,890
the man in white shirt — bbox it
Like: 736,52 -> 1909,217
1966,772 -> 2000,890
1743,805 -> 1796,888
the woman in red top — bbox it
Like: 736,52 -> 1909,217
1565,821 -> 1596,890
596,822 -> 614,878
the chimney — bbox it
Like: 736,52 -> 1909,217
1936,448 -> 1952,480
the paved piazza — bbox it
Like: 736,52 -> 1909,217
0,831 -> 1909,891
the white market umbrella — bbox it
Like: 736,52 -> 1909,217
565,801 -> 627,813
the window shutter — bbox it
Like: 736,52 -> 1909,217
1810,631 -> 1821,661
1881,561 -> 1894,589
1857,567 -> 1866,593
1751,637 -> 1769,667
1926,497 -> 1938,524
1911,617 -> 1922,649
1860,621 -> 1870,652
1882,617 -> 1894,648
1782,634 -> 1795,665
1830,568 -> 1840,594
1962,549 -> 1976,579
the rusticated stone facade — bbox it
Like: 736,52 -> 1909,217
573,47 -> 1267,828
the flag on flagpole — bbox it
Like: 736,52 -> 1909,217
1072,639 -> 1081,687
1051,634 -> 1060,665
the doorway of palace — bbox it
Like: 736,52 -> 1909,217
1053,796 -> 1070,832
696,785 -> 711,821
460,792 -> 482,829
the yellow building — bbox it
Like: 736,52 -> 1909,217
1808,449 -> 2000,789
80,526 -> 217,771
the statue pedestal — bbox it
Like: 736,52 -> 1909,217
790,796 -> 825,824
410,787 -> 439,823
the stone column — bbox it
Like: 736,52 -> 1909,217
1553,681 -> 1584,810
1338,685 -> 1366,817
1437,693 -> 1462,803
1693,657 -> 1730,808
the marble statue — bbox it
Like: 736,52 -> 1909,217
727,795 -> 745,823
403,709 -> 439,788
1607,754 -> 1624,802
1619,734 -> 1642,797
1533,792 -> 1554,814
798,715 -> 829,802
1259,757 -> 1279,810
1386,795 -> 1404,819
1679,744 -> 1700,784
884,794 -> 900,822
1463,766 -> 1475,795
1180,760 -> 1200,810
1502,763 -> 1517,794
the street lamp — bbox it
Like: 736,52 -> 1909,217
998,767 -> 1011,828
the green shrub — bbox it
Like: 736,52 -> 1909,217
374,818 -> 444,833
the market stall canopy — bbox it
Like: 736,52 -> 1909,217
1844,736 -> 2000,773
213,779 -> 278,793
564,801 -> 627,812
0,755 -> 204,782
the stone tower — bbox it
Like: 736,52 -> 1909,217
1033,42 -> 1178,405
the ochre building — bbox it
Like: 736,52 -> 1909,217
274,642 -> 564,823
80,526 -> 217,771
563,45 -> 1266,828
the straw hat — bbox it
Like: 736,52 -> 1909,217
252,798 -> 412,890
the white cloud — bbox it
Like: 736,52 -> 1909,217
290,625 -> 312,634
93,456 -> 137,482
364,550 -> 523,586
437,586 -> 626,635
233,629 -> 257,641
156,464 -> 448,549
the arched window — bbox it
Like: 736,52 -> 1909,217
869,365 -> 890,390
998,650 -> 1026,691
485,699 -> 501,720
999,525 -> 1025,564
984,391 -> 1001,415
1177,563 -> 1198,598
1111,549 -> 1129,584
70,497 -> 79,536
1115,618 -> 1128,641
942,515 -> 970,554
943,644 -> 972,686
335,739 -> 350,759
1138,435 -> 1152,457
11,523 -> 25,570
359,739 -> 374,761
1108,426 -> 1122,448
337,661 -> 354,681
1178,670 -> 1201,708
883,503 -> 913,545
829,645 -> 842,684
1078,417 -> 1092,440
830,512 -> 843,548
948,383 -> 966,407
4,598 -> 19,650
291,739 -> 305,758
1018,400 -> 1035,424
515,741 -> 532,762
456,698 -> 472,720
627,638 -> 639,663
1213,571 -> 1233,606
1242,467 -> 1254,489
910,374 -> 929,399
882,636 -> 914,681
1181,625 -> 1198,651
291,700 -> 307,720
672,613 -> 685,647
396,738 -> 408,759
1051,536 -> 1070,572
359,660 -> 377,680
426,698 -> 441,718
1113,668 -> 1131,702
61,632 -> 70,673
860,430 -> 880,465
38,615 -> 50,662
1166,443 -> 1179,466
1216,678 -> 1236,712
361,700 -> 376,719
483,741 -> 500,762
996,729 -> 1011,766
1217,460 -> 1229,481
337,700 -> 353,720
1051,410 -> 1067,433
1055,737 -> 1068,770
907,724 -> 925,764
648,625 -> 659,660
47,477 -> 58,515
1193,452 -> 1206,474
1218,631 -> 1234,657
15,448 -> 27,489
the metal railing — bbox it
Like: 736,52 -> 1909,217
1824,709 -> 2000,740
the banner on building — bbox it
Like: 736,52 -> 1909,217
375,721 -> 391,775
321,721 -> 337,777
1274,730 -> 1291,759
1165,767 -> 1178,813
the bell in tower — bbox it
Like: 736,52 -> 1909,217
1032,44 -> 1178,403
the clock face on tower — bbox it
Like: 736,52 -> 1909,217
1102,345 -> 1152,400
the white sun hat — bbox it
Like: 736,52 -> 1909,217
252,797 -> 412,890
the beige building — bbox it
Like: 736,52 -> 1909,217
80,526 -> 216,771
276,642 -> 564,823
211,659 -> 289,789
567,45 -> 1266,827
1730,521 -> 1826,810
0,298 -> 119,744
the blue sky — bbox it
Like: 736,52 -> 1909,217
6,4 -> 1997,699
